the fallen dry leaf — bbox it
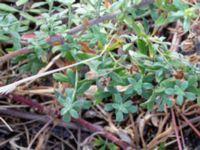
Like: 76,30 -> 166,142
116,85 -> 130,92
84,85 -> 97,99
85,70 -> 98,80
79,41 -> 96,54
151,115 -> 159,127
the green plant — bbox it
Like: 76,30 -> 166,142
154,0 -> 200,31
93,137 -> 118,150
54,69 -> 91,122
55,88 -> 91,122
1,1 -> 200,149
104,93 -> 137,122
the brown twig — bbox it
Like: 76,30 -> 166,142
0,108 -> 78,130
7,94 -> 44,111
156,113 -> 170,136
0,48 -> 32,63
71,118 -> 131,149
171,108 -> 182,150
180,114 -> 200,138
147,126 -> 173,149
0,0 -> 154,64
178,118 -> 186,149
1,94 -> 132,149
169,20 -> 183,51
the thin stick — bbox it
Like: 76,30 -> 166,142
0,48 -> 32,63
180,114 -> 200,138
0,108 -> 78,130
1,92 -> 132,149
24,53 -> 61,87
0,54 -> 101,94
27,119 -> 52,149
170,20 -> 182,51
0,116 -> 13,132
171,108 -> 182,150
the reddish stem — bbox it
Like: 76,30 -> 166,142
71,118 -> 130,149
3,93 -> 131,149
0,48 -> 32,63
171,108 -> 182,150
181,114 -> 200,138
7,94 -> 44,111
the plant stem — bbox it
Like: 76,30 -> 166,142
0,0 -> 154,63
171,108 -> 182,150
180,114 -> 200,138
3,93 -> 132,149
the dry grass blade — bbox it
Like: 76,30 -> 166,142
0,117 -> 13,132
0,55 -> 101,95
0,84 -> 18,95
0,34 -> 115,95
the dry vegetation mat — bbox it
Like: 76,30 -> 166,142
0,0 -> 200,149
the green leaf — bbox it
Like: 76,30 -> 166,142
123,101 -> 132,107
0,35 -> 10,42
128,78 -> 143,95
197,96 -> 200,105
110,72 -> 122,83
160,78 -> 174,88
137,39 -> 148,55
56,94 -> 66,106
173,0 -> 188,10
183,17 -> 190,32
53,73 -> 68,82
16,0 -> 28,6
112,103 -> 120,110
70,109 -> 79,118
143,83 -> 153,90
77,81 -> 91,94
65,88 -> 74,100
167,11 -> 184,23
116,111 -> 123,122
124,86 -> 136,95
193,3 -> 200,9
123,16 -> 133,29
108,143 -> 118,150
10,32 -> 21,50
67,69 -> 75,86
114,94 -> 123,103
94,137 -> 104,146
63,113 -> 71,122
57,0 -> 75,5
176,95 -> 184,105
107,86 -> 118,94
20,12 -> 37,22
141,93 -> 156,110
104,103 -> 114,111
175,85 -> 185,96
127,105 -> 138,113
120,105 -> 128,114
31,2 -> 48,8
155,13 -> 167,26
188,75 -> 197,86
72,98 -> 90,109
61,108 -> 68,115
0,3 -> 19,12
165,88 -> 174,95
124,16 -> 142,35
179,80 -> 188,90
185,92 -> 196,101
132,21 -> 142,35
